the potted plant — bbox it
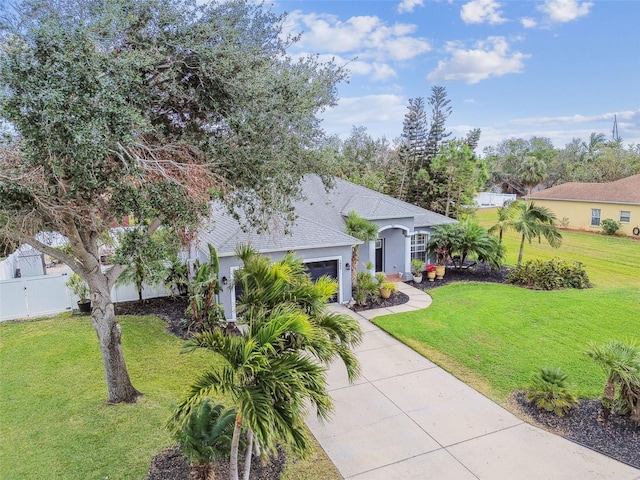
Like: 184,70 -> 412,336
425,264 -> 436,282
435,249 -> 447,280
379,281 -> 398,299
410,259 -> 425,283
66,273 -> 91,313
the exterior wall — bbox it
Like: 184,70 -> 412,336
214,245 -> 354,321
374,218 -> 414,277
533,199 -> 640,236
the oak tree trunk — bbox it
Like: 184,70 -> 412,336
90,275 -> 141,404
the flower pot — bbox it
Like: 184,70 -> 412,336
77,300 -> 92,314
380,287 -> 391,299
427,271 -> 436,282
435,265 -> 446,280
412,274 -> 422,283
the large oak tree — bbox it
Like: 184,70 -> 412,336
0,0 -> 345,403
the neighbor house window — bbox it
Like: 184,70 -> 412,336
591,209 -> 601,227
620,211 -> 631,223
411,233 -> 427,262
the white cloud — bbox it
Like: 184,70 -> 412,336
509,110 -> 639,126
398,0 -> 424,14
521,17 -> 537,28
307,53 -> 397,82
427,37 -> 530,84
538,0 -> 593,23
460,0 -> 507,25
320,95 -> 408,139
287,11 -> 431,62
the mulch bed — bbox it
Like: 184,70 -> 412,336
146,446 -> 286,480
116,267 -> 640,476
509,391 -> 640,468
416,263 -> 512,290
350,291 -> 410,312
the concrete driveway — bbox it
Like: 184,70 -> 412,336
306,284 -> 640,480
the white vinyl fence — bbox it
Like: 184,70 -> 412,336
0,273 -> 168,322
474,192 -> 517,208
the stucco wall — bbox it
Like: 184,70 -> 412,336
532,199 -> 640,236
212,245 -> 353,320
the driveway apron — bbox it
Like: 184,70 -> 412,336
305,283 -> 640,480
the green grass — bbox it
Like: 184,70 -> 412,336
0,314 -> 341,480
474,207 -> 640,288
374,208 -> 640,404
374,284 -> 639,402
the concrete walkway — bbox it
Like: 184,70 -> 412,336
306,282 -> 640,480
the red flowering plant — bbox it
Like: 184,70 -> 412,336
425,264 -> 436,272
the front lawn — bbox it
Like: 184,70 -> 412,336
374,212 -> 640,403
0,314 -> 341,479
374,284 -> 639,402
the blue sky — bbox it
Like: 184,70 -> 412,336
275,0 -> 639,152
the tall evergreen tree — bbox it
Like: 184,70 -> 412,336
425,86 -> 452,162
395,98 -> 428,202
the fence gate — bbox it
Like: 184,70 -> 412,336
0,274 -> 72,322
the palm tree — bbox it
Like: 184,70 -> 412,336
488,199 -> 518,244
173,247 -> 363,480
344,211 -> 379,286
509,201 -> 562,265
518,155 -> 547,201
586,340 -> 640,424
175,307 -> 331,480
234,245 -> 362,382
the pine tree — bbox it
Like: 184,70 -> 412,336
396,98 -> 428,202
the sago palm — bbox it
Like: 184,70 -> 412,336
525,367 -> 578,417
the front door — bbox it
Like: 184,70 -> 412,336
375,238 -> 384,272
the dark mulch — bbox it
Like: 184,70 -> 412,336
146,446 -> 286,480
416,263 -> 512,291
115,296 -> 190,339
509,391 -> 640,468
350,291 -> 410,312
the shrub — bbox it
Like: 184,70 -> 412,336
410,258 -> 425,276
380,281 -> 398,293
354,270 -> 379,305
525,367 -> 578,416
170,400 -> 238,480
506,258 -> 591,290
601,218 -> 621,235
586,340 -> 640,424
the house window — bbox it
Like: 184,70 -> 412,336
411,233 -> 427,262
620,211 -> 631,223
591,209 -> 601,227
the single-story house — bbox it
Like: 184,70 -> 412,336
527,174 -> 640,237
191,175 -> 456,320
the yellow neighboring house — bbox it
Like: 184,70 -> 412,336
527,174 -> 640,237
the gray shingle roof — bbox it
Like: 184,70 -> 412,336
197,175 -> 455,256
528,174 -> 640,205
